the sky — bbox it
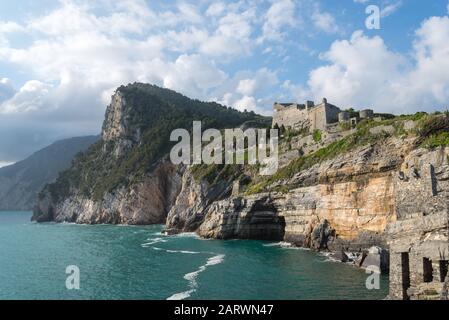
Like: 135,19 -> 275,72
1,0 -> 449,165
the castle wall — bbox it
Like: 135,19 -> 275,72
272,106 -> 309,129
387,147 -> 449,300
309,105 -> 327,131
325,105 -> 340,124
309,103 -> 340,131
272,100 -> 341,132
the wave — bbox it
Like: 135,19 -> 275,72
166,254 -> 225,301
151,247 -> 201,254
140,237 -> 168,247
170,232 -> 200,239
263,241 -> 312,251
167,289 -> 195,300
263,241 -> 293,248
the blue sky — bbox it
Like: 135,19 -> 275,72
1,0 -> 449,164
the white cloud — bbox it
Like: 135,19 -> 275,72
0,0 -> 255,161
206,2 -> 226,17
161,54 -> 228,98
261,0 -> 296,41
289,18 -> 449,114
0,21 -> 25,33
233,95 -> 257,112
199,9 -> 256,58
1,81 -> 52,114
381,1 -> 403,18
237,79 -> 257,96
0,78 -> 16,103
312,11 -> 339,34
214,68 -> 278,115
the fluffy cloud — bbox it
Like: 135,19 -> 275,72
206,2 -> 226,17
1,80 -> 52,114
312,11 -> 339,34
214,68 -> 279,115
0,0 -> 266,161
260,0 -> 296,41
381,1 -> 403,18
0,78 -> 15,103
1,0 -> 448,163
289,16 -> 449,114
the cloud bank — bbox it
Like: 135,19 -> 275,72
0,0 -> 449,162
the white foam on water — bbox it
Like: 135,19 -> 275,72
171,232 -> 200,239
150,247 -> 201,254
166,249 -> 201,254
206,254 -> 225,266
149,231 -> 168,236
166,254 -> 225,301
263,241 -> 292,248
166,289 -> 195,300
141,237 -> 168,247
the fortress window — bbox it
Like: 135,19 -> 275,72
401,252 -> 411,300
423,257 -> 433,283
439,260 -> 448,282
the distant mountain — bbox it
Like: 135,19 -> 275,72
0,136 -> 99,211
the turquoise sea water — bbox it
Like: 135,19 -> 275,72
0,211 -> 388,300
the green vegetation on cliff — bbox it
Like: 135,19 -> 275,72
417,112 -> 449,148
42,83 -> 270,202
245,112 -> 449,195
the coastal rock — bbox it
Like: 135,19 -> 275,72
197,195 -> 285,240
165,169 -> 231,234
331,250 -> 349,263
310,220 -> 334,250
33,160 -> 183,224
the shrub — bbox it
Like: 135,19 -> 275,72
312,129 -> 322,142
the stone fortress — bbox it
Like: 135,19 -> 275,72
272,98 -> 374,132
272,98 -> 449,300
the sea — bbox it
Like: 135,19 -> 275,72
0,211 -> 388,300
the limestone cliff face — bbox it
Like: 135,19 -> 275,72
101,91 -> 139,158
33,160 -> 183,224
165,169 -> 233,234
166,137 -> 418,252
33,89 -> 184,224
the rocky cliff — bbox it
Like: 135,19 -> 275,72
34,159 -> 183,224
33,83 -> 268,224
166,136 -> 412,252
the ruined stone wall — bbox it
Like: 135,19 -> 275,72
387,147 -> 449,300
272,106 -> 309,129
309,105 -> 327,131
325,105 -> 341,124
